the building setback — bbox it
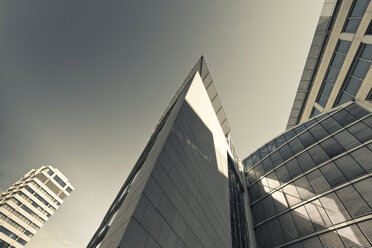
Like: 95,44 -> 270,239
0,166 -> 74,248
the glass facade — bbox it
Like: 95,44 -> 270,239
336,43 -> 372,105
244,102 -> 372,247
343,0 -> 370,33
228,156 -> 250,248
316,40 -> 351,107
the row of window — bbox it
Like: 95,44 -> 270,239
316,40 -> 351,107
24,186 -> 56,212
29,181 -> 61,206
0,212 -> 33,237
248,116 -> 372,202
258,217 -> 372,248
0,204 -> 39,231
255,176 -> 372,247
309,0 -> 371,117
17,192 -> 51,218
43,167 -> 72,193
8,198 -> 46,224
243,113 -> 330,171
247,104 -> 371,186
0,239 -> 14,248
285,219 -> 372,248
0,226 -> 26,246
245,103 -> 366,173
343,0 -> 370,33
336,43 -> 372,105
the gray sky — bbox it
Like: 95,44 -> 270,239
0,0 -> 323,247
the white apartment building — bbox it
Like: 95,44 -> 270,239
0,166 -> 74,248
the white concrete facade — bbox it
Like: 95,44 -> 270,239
0,166 -> 74,247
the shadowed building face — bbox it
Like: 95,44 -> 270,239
87,58 -> 251,248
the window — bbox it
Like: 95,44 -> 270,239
310,107 -> 321,118
0,240 -> 11,248
25,186 -> 34,194
34,193 -> 49,207
53,175 -> 66,188
46,168 -> 54,176
24,230 -> 33,238
336,44 -> 372,105
16,238 -> 27,245
4,217 -> 25,233
0,226 -> 17,240
66,186 -> 73,193
316,40 -> 351,107
343,0 -> 370,33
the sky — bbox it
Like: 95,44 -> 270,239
0,0 -> 324,247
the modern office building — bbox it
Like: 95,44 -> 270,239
0,166 -> 74,248
89,0 -> 372,248
287,0 -> 372,129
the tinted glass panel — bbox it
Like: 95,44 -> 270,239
331,53 -> 345,69
336,185 -> 371,218
304,199 -> 332,230
286,159 -> 303,178
291,206 -> 314,236
338,224 -> 371,247
320,116 -> 342,134
319,192 -> 351,225
333,129 -> 361,150
276,165 -> 291,184
279,212 -> 299,241
326,68 -> 339,83
348,121 -> 372,143
320,162 -> 347,187
297,152 -> 316,172
306,169 -> 331,194
294,177 -> 315,200
288,138 -> 305,154
320,137 -> 344,158
309,122 -> 329,141
298,132 -> 316,148
283,183 -> 301,207
308,145 -> 330,164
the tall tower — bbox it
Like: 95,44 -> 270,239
87,57 -> 252,248
0,166 -> 74,248
287,0 -> 372,129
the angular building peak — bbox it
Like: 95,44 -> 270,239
87,58 -> 251,248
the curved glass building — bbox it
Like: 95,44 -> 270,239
244,101 -> 372,247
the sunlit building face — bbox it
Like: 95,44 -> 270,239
0,166 -> 73,248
